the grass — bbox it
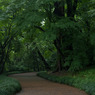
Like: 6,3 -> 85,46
0,75 -> 21,95
37,67 -> 95,95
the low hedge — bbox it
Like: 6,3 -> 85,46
37,72 -> 95,95
0,75 -> 21,95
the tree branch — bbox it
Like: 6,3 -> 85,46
37,47 -> 50,70
34,26 -> 45,32
54,39 -> 64,62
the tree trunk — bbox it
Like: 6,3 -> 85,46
0,49 -> 5,74
57,51 -> 62,72
37,62 -> 40,71
53,1 -> 65,72
53,33 -> 63,72
66,0 -> 73,17
0,62 -> 5,74
37,47 -> 50,70
0,42 -> 11,74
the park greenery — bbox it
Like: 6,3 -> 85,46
0,0 -> 95,95
0,75 -> 21,95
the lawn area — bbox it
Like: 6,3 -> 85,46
0,75 -> 21,95
37,67 -> 95,95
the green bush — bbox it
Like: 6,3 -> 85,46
37,72 -> 95,95
0,75 -> 21,95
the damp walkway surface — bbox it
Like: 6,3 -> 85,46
10,72 -> 88,95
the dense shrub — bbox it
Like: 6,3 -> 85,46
37,72 -> 95,95
0,75 -> 21,95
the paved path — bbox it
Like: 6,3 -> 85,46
10,72 -> 88,95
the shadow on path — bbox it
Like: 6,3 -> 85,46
10,72 -> 88,95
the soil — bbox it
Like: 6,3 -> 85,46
10,72 -> 88,95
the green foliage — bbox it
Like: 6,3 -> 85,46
0,75 -> 21,95
0,0 -> 95,73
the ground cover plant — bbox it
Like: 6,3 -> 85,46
0,75 -> 21,95
37,67 -> 95,95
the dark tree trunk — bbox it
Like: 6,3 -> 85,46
0,48 -> 5,74
54,40 -> 64,58
33,65 -> 36,71
37,62 -> 39,71
73,0 -> 78,17
53,1 -> 66,72
66,0 -> 73,17
37,47 -> 50,70
0,42 -> 11,74
54,0 -> 65,17
53,33 -> 64,72
26,43 -> 30,72
0,62 -> 5,74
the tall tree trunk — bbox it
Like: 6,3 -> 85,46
0,62 -> 5,74
37,62 -> 39,71
26,43 -> 30,72
37,47 -> 50,70
73,0 -> 78,17
54,0 -> 65,17
66,0 -> 73,17
0,49 -> 6,74
53,1 -> 66,72
53,33 -> 63,72
0,42 -> 11,74
57,51 -> 62,72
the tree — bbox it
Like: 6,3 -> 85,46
0,0 -> 95,73
0,0 -> 24,73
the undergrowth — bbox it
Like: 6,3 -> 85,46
0,75 -> 21,95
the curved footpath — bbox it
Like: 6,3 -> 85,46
10,72 -> 88,95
